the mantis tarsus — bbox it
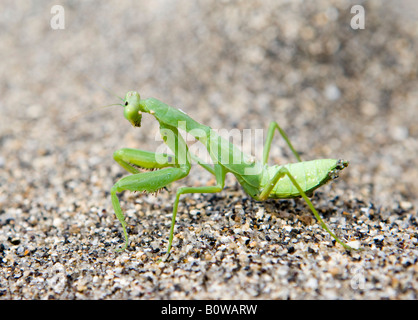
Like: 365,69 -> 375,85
110,91 -> 354,255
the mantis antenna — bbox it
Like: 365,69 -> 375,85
70,84 -> 125,122
70,103 -> 122,122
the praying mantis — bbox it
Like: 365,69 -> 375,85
110,91 -> 354,255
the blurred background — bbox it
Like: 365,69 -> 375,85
1,0 -> 417,211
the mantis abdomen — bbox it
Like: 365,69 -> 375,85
262,159 -> 342,199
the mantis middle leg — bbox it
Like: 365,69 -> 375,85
166,164 -> 226,256
263,121 -> 302,165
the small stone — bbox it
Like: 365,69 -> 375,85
324,84 -> 341,101
9,237 -> 21,245
346,240 -> 361,250
373,235 -> 384,243
399,201 -> 413,211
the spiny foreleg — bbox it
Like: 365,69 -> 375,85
111,167 -> 189,251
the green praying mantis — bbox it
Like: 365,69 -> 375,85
110,91 -> 354,255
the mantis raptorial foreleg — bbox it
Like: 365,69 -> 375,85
113,148 -> 177,174
111,125 -> 191,251
263,121 -> 302,164
111,167 -> 189,251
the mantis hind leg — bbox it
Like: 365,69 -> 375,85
263,121 -> 302,165
165,165 -> 226,257
259,167 -> 353,250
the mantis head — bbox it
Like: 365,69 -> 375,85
123,91 -> 144,127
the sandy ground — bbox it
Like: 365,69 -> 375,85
0,0 -> 417,299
